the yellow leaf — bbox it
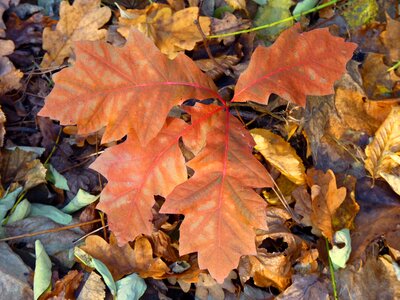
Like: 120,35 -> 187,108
41,0 -> 111,67
365,106 -> 400,179
380,172 -> 400,196
225,0 -> 247,10
251,128 -> 306,185
118,3 -> 210,59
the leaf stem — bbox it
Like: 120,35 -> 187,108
325,238 -> 339,300
387,60 -> 400,72
208,0 -> 339,39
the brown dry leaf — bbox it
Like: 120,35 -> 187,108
251,129 -> 306,185
0,39 -> 22,94
365,106 -> 400,180
351,177 -> 400,261
76,271 -> 105,300
360,53 -> 400,100
42,270 -> 83,300
195,271 -> 237,300
81,234 -> 170,280
211,12 -> 251,44
380,13 -> 400,62
0,105 -> 5,147
41,0 -> 111,67
307,169 -> 347,241
195,55 -> 240,80
117,3 -> 210,59
293,186 -> 312,227
334,73 -> 395,136
148,231 -> 179,262
238,207 -> 304,291
337,256 -> 400,299
276,274 -> 330,299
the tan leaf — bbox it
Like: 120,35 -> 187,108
251,128 -> 306,185
117,3 -> 210,59
81,234 -> 170,280
308,169 -> 347,241
0,40 -> 22,94
365,106 -> 400,179
380,172 -> 400,196
41,0 -> 111,67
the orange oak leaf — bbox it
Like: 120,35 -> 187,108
233,24 -> 357,106
90,118 -> 188,241
39,30 -> 218,145
160,104 -> 273,283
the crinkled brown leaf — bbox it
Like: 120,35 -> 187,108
238,207 -> 304,291
42,270 -> 83,300
81,235 -> 170,280
365,106 -> 400,179
308,169 -> 347,241
118,3 -> 210,59
41,0 -> 111,67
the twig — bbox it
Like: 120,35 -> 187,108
326,238 -> 339,300
0,219 -> 103,242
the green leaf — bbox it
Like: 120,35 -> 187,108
0,187 -> 23,222
34,240 -> 52,300
251,0 -> 267,5
7,199 -> 31,224
61,189 -> 99,214
329,228 -> 351,270
74,247 -> 117,296
46,164 -> 70,191
30,203 -> 72,225
254,0 -> 294,42
293,0 -> 318,20
342,0 -> 378,28
116,273 -> 147,300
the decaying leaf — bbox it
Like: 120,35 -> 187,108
365,106 -> 400,180
308,169 -> 347,241
0,105 -> 5,147
39,30 -> 217,145
233,24 -> 357,106
117,3 -> 210,59
41,270 -> 83,300
0,39 -> 22,94
81,235 -> 170,280
41,0 -> 111,67
238,207 -> 304,291
276,274 -> 330,299
380,13 -> 400,62
251,128 -> 306,185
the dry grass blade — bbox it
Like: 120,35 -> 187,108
365,106 -> 400,180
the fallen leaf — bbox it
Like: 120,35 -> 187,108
352,177 -> 400,261
81,235 -> 170,280
308,169 -> 347,241
337,255 -> 400,299
225,0 -> 246,10
360,53 -> 400,100
251,128 -> 306,185
161,104 -> 272,283
42,270 -> 83,300
0,244 -> 33,299
76,272 -> 105,300
233,24 -> 357,106
41,0 -> 111,67
365,106 -> 400,180
329,228 -> 352,270
0,105 -> 5,147
90,119 -> 188,241
39,30 -> 218,145
118,3 -> 210,59
341,0 -> 378,28
34,240 -> 52,300
238,207 -> 304,291
0,0 -> 19,37
254,0 -> 294,42
380,13 -> 400,62
0,39 -> 22,94
276,274 -> 330,299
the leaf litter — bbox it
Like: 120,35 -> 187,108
0,0 -> 400,299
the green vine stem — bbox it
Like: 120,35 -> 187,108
208,0 -> 339,39
326,238 -> 339,300
387,60 -> 400,72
